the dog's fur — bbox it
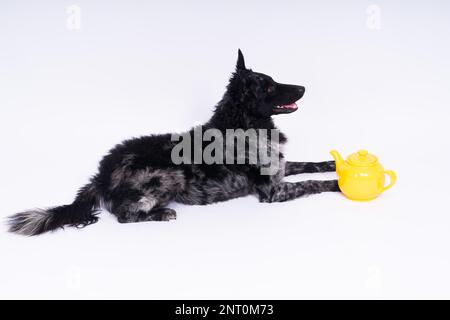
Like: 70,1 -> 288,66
7,50 -> 339,236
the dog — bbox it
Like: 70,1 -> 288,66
7,50 -> 339,236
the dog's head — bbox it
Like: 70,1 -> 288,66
227,49 -> 305,117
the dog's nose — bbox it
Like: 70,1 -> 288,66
297,86 -> 305,98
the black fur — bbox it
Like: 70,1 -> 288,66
7,49 -> 339,236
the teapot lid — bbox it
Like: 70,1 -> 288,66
347,149 -> 378,167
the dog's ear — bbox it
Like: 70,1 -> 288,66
236,49 -> 246,71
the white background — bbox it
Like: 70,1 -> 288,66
1,0 -> 449,299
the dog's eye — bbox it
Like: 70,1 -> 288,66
267,85 -> 275,94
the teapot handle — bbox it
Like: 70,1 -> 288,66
382,170 -> 397,191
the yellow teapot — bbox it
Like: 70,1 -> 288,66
330,149 -> 396,201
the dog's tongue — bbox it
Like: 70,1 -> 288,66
281,103 -> 297,109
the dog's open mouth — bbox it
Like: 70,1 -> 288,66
273,102 -> 298,114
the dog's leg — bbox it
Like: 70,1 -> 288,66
256,180 -> 339,203
117,207 -> 177,223
109,168 -> 182,223
145,208 -> 177,221
110,190 -> 176,223
285,161 -> 335,176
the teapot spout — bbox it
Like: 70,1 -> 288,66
330,150 -> 344,173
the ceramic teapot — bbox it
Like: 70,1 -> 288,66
330,149 -> 396,201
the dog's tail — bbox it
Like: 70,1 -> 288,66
7,183 -> 101,236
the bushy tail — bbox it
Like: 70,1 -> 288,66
7,183 -> 100,236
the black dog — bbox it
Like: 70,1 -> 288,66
8,50 -> 339,236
